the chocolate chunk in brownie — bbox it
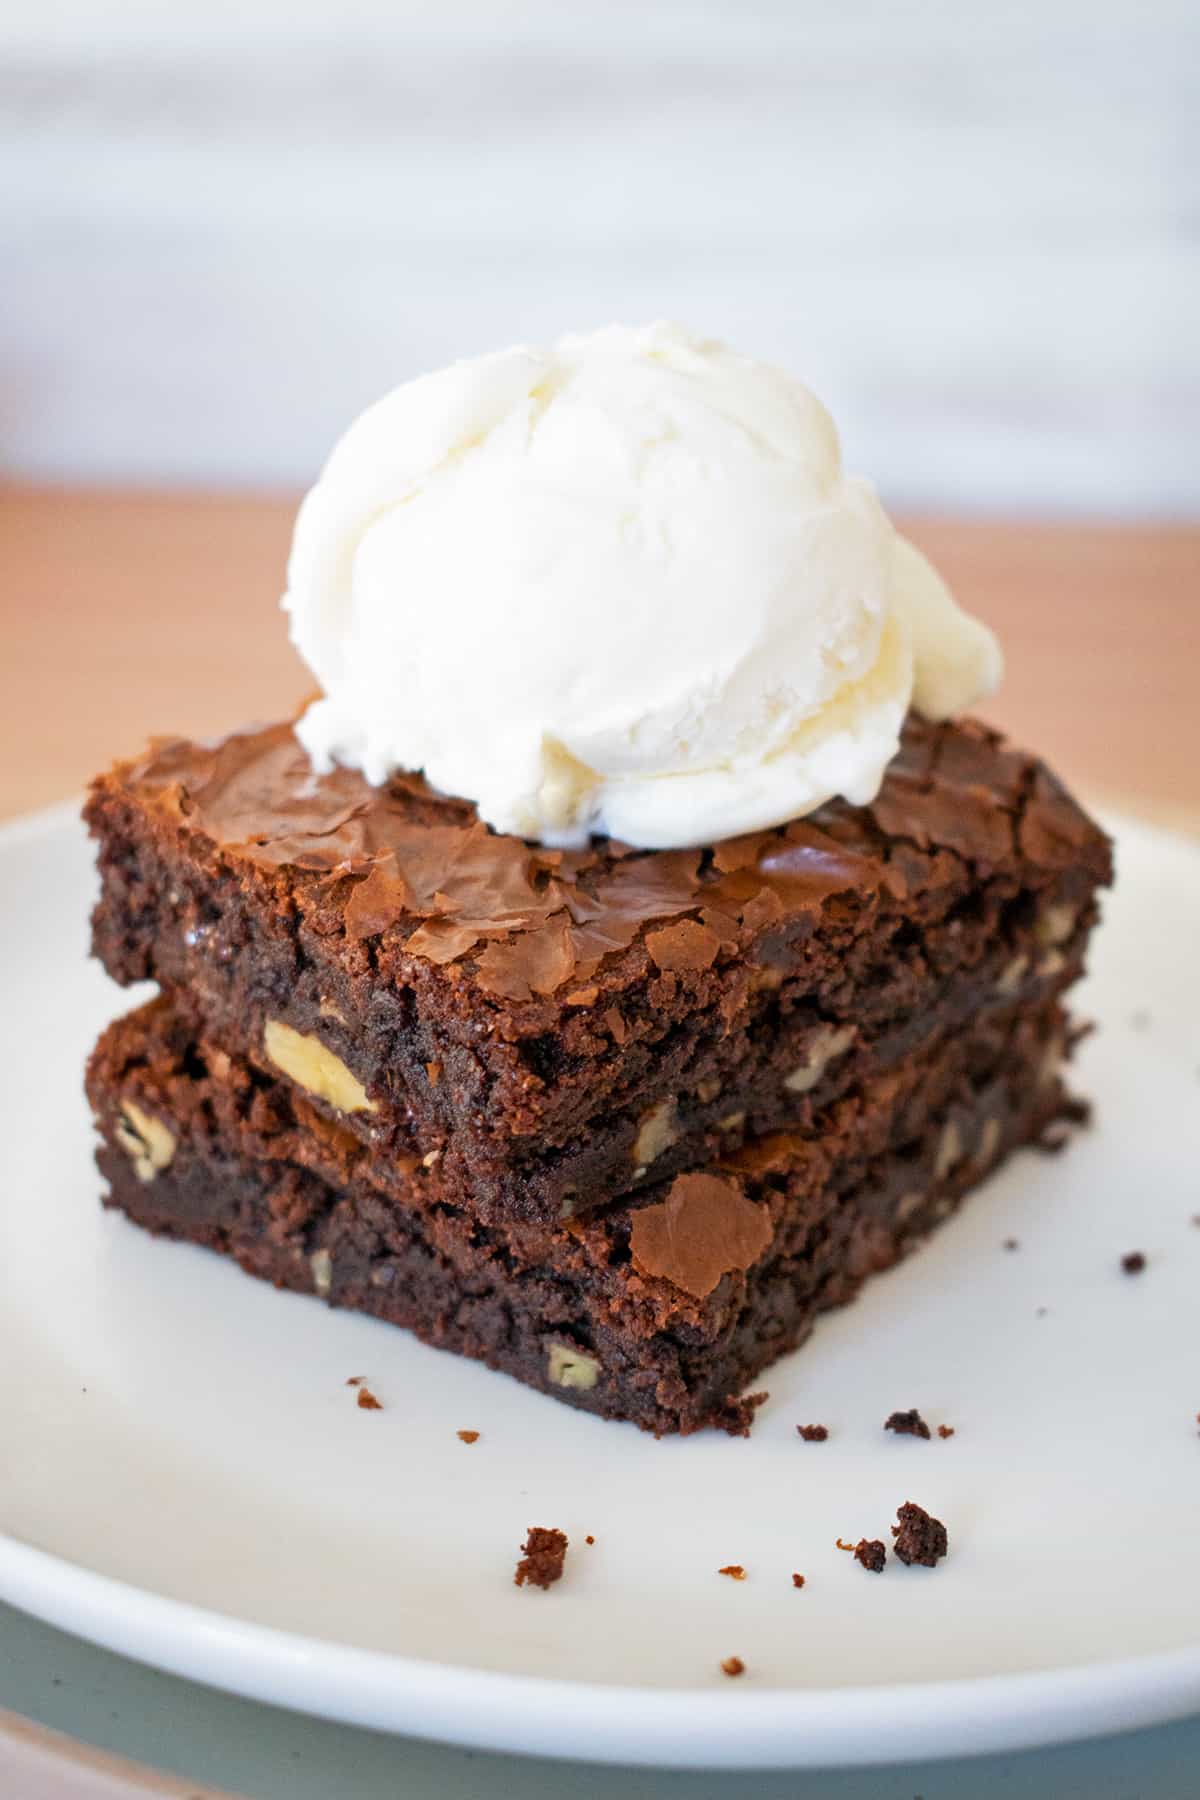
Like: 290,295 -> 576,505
891,1502 -> 948,1567
514,1527 -> 568,1589
885,1408 -> 931,1439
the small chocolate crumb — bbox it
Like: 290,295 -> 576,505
854,1538 -> 887,1573
356,1385 -> 382,1411
346,1376 -> 363,1387
715,1390 -> 769,1436
456,1429 -> 479,1444
1121,1251 -> 1146,1274
796,1423 -> 829,1442
585,1534 -> 595,1545
937,1424 -> 956,1439
717,1564 -> 747,1581
891,1501 -> 948,1567
835,1538 -> 856,1552
514,1526 -> 568,1589
720,1656 -> 745,1678
791,1573 -> 806,1589
1003,1237 -> 1019,1251
885,1408 -> 931,1440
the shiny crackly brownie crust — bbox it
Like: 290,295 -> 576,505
85,713 -> 1111,1225
89,992 -> 1077,1436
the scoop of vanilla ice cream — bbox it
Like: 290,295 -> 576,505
285,322 -> 1001,848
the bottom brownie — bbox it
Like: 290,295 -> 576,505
88,997 -> 1076,1435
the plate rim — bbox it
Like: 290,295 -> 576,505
2,1533 -> 1199,1771
3,800 -> 1200,1770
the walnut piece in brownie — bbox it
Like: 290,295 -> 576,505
797,1423 -> 828,1442
885,1408 -> 931,1439
514,1526 -> 568,1589
854,1538 -> 887,1573
892,1502 -> 948,1567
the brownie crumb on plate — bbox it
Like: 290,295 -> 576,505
720,1657 -> 745,1678
717,1564 -> 747,1581
585,1534 -> 595,1545
355,1386 -> 382,1411
892,1502 -> 948,1567
456,1429 -> 479,1444
796,1423 -> 828,1442
514,1526 -> 568,1589
715,1391 -> 769,1436
791,1573 -> 806,1589
1121,1251 -> 1147,1274
885,1408 -> 931,1439
1003,1237 -> 1019,1251
835,1538 -> 856,1553
854,1538 -> 887,1573
937,1424 -> 956,1439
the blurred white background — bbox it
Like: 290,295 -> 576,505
2,0 -> 1196,513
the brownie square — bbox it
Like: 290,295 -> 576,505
89,991 -> 1076,1435
85,713 -> 1110,1224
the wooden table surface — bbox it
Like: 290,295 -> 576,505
2,485 -> 1197,833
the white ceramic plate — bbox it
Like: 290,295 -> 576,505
0,804 -> 1198,1771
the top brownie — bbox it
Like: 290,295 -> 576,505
86,714 -> 1111,1223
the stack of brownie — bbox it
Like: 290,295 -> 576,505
84,714 -> 1111,1434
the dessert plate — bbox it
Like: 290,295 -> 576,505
0,803 -> 1198,1771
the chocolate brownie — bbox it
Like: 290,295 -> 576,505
87,990 -> 1077,1436
85,714 -> 1111,1225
